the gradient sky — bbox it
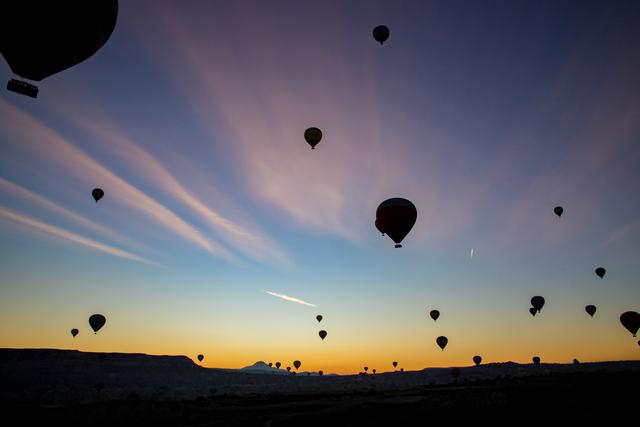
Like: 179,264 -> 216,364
1,0 -> 639,374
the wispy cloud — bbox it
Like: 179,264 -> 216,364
0,207 -> 156,266
263,290 -> 316,307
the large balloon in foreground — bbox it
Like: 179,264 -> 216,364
585,305 -> 596,317
372,25 -> 390,44
197,354 -> 204,362
374,218 -> 385,236
436,336 -> 448,350
473,355 -> 482,366
293,360 -> 301,370
529,307 -> 537,317
553,206 -> 563,217
316,315 -> 323,322
392,361 -> 398,368
88,314 -> 106,333
319,330 -> 327,340
304,127 -> 322,149
0,1 -> 119,98
92,188 -> 104,202
429,310 -> 440,321
595,267 -> 606,279
532,356 -> 541,365
620,311 -> 640,337
376,198 -> 417,248
531,296 -> 545,313
71,328 -> 79,338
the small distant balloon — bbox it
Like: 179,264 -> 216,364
473,355 -> 482,366
376,198 -> 417,248
372,25 -> 390,44
268,362 -> 273,367
316,315 -> 323,322
529,307 -> 537,317
319,370 -> 323,376
585,305 -> 596,317
364,366 -> 368,372
392,361 -> 398,368
620,311 -> 640,337
532,356 -> 541,365
319,330 -> 327,340
197,354 -> 204,362
286,366 -> 291,372
88,314 -> 106,334
531,296 -> 545,313
304,127 -> 322,149
293,360 -> 301,370
429,310 -> 440,321
595,267 -> 606,279
573,358 -> 580,364
71,328 -> 79,338
553,206 -> 563,217
436,336 -> 448,350
372,369 -> 377,374
275,362 -> 281,369
92,188 -> 104,202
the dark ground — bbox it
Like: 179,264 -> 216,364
5,370 -> 636,426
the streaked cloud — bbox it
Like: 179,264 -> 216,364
263,290 -> 316,307
0,207 -> 156,266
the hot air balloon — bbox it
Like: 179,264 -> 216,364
532,356 -> 541,365
531,296 -> 545,313
197,354 -> 204,362
553,206 -> 563,217
585,305 -> 596,317
429,310 -> 440,321
595,267 -> 606,279
364,366 -> 368,372
268,362 -> 273,367
1,1 -> 119,98
529,307 -> 537,317
374,218 -> 385,236
573,358 -> 580,364
376,198 -> 417,248
286,366 -> 291,372
293,360 -> 301,370
436,336 -> 448,350
319,370 -> 323,376
372,369 -> 377,374
275,362 -> 281,369
473,355 -> 482,366
92,188 -> 104,202
71,328 -> 79,338
304,127 -> 322,149
400,368 -> 404,372
316,315 -> 323,322
392,361 -> 398,368
620,311 -> 640,337
88,314 -> 106,334
372,25 -> 390,44
319,330 -> 327,340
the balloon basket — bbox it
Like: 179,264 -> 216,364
7,78 -> 38,98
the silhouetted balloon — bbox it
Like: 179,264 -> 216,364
372,369 -> 377,374
275,362 -> 281,369
473,355 -> 482,366
286,366 -> 291,372
620,311 -> 640,337
293,360 -> 301,370
71,328 -> 79,338
319,370 -> 323,376
376,198 -> 417,248
595,267 -> 606,279
319,330 -> 327,340
585,305 -> 596,317
529,307 -> 537,317
197,354 -> 204,362
92,188 -> 104,202
364,366 -> 368,372
429,310 -> 440,321
88,314 -> 106,334
316,315 -> 323,322
392,361 -> 398,368
573,358 -> 580,364
268,362 -> 273,367
374,218 -> 386,236
532,356 -> 541,365
436,336 -> 448,350
553,206 -> 563,217
0,1 -> 119,97
372,25 -> 390,44
304,127 -> 322,149
531,296 -> 545,313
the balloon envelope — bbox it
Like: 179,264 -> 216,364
531,296 -> 545,312
372,25 -> 390,44
436,336 -> 448,350
0,1 -> 118,82
316,315 -> 323,322
197,354 -> 204,362
529,307 -> 537,316
553,206 -> 563,217
532,356 -> 541,365
364,366 -> 368,372
620,311 -> 640,337
392,361 -> 398,368
374,218 -> 385,236
585,305 -> 596,317
319,370 -> 323,376
429,310 -> 440,321
376,198 -> 417,248
71,328 -> 79,338
595,267 -> 606,279
293,360 -> 301,370
92,188 -> 104,202
88,314 -> 106,333
275,362 -> 281,369
319,330 -> 327,340
473,355 -> 482,366
304,127 -> 322,149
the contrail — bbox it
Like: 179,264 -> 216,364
263,290 -> 317,307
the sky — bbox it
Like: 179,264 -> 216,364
1,0 -> 639,374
